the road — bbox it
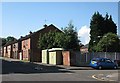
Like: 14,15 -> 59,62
0,57 -> 119,82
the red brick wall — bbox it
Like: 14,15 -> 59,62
30,25 -> 62,62
12,43 -> 18,59
22,38 -> 30,50
20,24 -> 61,62
31,32 -> 41,62
13,43 -> 18,51
0,47 -> 3,57
3,47 -> 7,57
80,48 -> 88,53
22,38 -> 30,61
62,51 -> 70,66
7,45 -> 12,58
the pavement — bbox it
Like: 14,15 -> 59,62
34,62 -> 94,70
2,57 -> 93,70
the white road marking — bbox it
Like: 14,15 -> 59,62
92,74 -> 115,81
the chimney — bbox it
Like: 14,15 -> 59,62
29,31 -> 32,34
20,36 -> 23,38
44,24 -> 47,28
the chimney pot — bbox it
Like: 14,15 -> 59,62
44,24 -> 47,28
29,31 -> 32,34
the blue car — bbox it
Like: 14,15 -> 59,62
89,58 -> 118,69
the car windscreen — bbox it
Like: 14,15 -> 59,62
92,58 -> 100,62
106,59 -> 113,63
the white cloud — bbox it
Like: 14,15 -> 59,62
78,25 -> 90,45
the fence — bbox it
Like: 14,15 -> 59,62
73,51 -> 120,66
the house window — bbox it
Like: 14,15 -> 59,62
23,45 -> 26,49
13,45 -> 16,48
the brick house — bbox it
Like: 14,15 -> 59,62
12,39 -> 21,59
12,41 -> 18,59
0,47 -> 3,57
3,39 -> 21,59
2,24 -> 61,61
80,44 -> 89,53
3,41 -> 14,58
3,46 -> 6,57
20,24 -> 61,62
21,37 -> 31,61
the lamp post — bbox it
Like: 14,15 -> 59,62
97,36 -> 101,38
95,35 -> 112,58
104,36 -> 107,58
119,37 -> 120,52
92,40 -> 96,57
92,36 -> 101,55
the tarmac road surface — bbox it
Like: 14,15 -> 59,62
0,57 -> 119,82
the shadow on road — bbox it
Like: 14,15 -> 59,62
1,59 -> 72,74
68,68 -> 94,70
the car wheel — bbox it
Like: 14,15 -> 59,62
98,66 -> 102,70
114,66 -> 117,69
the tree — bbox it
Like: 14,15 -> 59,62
89,12 -> 117,52
0,36 -> 17,47
95,33 -> 120,52
38,31 -> 71,49
38,22 -> 80,50
0,38 -> 6,46
104,14 -> 117,34
2,38 -> 7,46
38,31 -> 58,49
89,12 -> 105,52
62,21 -> 80,50
6,36 -> 17,43
54,32 -> 67,49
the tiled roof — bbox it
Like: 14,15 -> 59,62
19,24 -> 61,41
3,24 -> 61,46
81,44 -> 89,49
4,39 -> 17,46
